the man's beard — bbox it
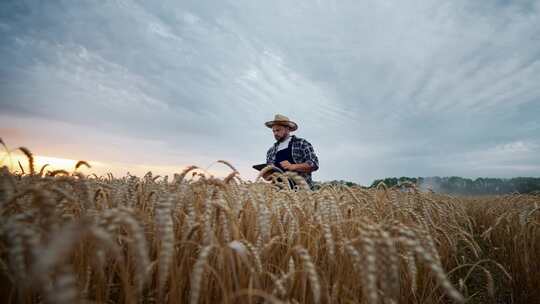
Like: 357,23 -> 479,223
276,135 -> 288,142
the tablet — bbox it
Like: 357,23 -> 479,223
252,163 -> 284,173
252,163 -> 268,171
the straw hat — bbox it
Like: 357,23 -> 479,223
265,114 -> 298,131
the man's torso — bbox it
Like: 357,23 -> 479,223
266,135 -> 316,188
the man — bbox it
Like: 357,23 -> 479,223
264,114 -> 319,189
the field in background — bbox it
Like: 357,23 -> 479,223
0,150 -> 539,303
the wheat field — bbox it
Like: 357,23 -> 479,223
0,148 -> 539,303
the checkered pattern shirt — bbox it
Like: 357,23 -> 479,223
266,135 -> 319,189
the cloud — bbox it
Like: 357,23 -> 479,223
1,0 -> 539,184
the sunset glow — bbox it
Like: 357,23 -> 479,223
1,151 -> 236,179
1,152 -> 95,173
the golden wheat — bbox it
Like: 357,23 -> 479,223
0,153 -> 539,303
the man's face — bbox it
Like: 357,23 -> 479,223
272,125 -> 290,142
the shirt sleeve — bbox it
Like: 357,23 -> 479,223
266,147 -> 273,165
302,140 -> 319,171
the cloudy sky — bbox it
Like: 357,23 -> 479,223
1,0 -> 540,185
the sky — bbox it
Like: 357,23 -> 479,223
1,0 -> 540,185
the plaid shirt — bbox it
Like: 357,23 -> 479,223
266,135 -> 319,189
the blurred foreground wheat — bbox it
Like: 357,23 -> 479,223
0,149 -> 539,303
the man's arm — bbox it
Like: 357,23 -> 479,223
262,168 -> 274,181
266,147 -> 272,165
291,162 -> 314,173
301,139 -> 319,171
263,146 -> 276,181
279,161 -> 315,173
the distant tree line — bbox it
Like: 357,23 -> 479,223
321,180 -> 361,188
368,176 -> 540,195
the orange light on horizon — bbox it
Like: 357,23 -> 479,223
0,152 -> 101,173
0,151 -> 240,179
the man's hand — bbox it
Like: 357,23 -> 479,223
280,161 -> 314,173
262,170 -> 273,181
280,160 -> 296,171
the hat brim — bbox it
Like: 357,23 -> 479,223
265,121 -> 298,131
